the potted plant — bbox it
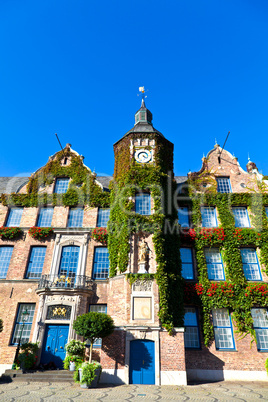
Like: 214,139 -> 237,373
75,361 -> 102,388
72,312 -> 114,387
17,342 -> 39,370
63,340 -> 85,371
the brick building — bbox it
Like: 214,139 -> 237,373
0,100 -> 268,384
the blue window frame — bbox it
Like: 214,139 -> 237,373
180,248 -> 194,280
251,308 -> 268,351
97,208 -> 110,227
265,207 -> 268,219
54,178 -> 70,194
0,246 -> 13,278
37,208 -> 53,227
67,208 -> 84,228
93,247 -> 109,279
25,247 -> 46,279
178,207 -> 190,227
241,248 -> 262,281
216,177 -> 232,193
212,309 -> 235,350
201,207 -> 217,227
6,208 -> 23,227
232,207 -> 250,228
89,305 -> 107,348
135,194 -> 151,215
184,307 -> 200,349
58,246 -> 80,287
205,248 -> 224,280
11,303 -> 35,345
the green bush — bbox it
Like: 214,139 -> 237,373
18,342 -> 39,370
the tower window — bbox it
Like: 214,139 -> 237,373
135,194 -> 151,215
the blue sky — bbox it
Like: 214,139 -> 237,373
0,0 -> 268,178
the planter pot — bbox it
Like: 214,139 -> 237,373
79,367 -> 101,388
69,361 -> 76,371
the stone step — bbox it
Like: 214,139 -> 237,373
3,369 -> 75,382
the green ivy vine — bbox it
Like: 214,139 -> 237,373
184,181 -> 268,346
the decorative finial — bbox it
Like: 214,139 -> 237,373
215,138 -> 217,145
248,153 -> 251,162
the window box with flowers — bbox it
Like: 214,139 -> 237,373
0,227 -> 23,240
91,228 -> 108,245
28,227 -> 54,240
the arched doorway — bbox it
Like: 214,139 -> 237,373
129,340 -> 155,384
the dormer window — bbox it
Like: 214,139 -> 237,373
54,178 -> 70,194
216,177 -> 232,193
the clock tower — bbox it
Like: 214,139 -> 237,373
113,98 -> 174,180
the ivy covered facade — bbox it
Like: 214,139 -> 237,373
0,100 -> 268,383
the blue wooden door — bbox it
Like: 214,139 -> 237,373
129,340 -> 155,384
41,324 -> 69,368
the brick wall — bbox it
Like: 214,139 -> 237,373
160,330 -> 185,371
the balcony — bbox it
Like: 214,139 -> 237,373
37,274 -> 94,291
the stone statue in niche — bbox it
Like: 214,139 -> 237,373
138,239 -> 150,273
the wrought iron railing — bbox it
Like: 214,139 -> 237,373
38,274 -> 94,290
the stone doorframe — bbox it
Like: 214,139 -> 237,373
124,326 -> 161,385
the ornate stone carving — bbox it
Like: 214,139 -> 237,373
46,295 -> 75,303
132,280 -> 152,292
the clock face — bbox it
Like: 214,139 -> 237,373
134,149 -> 152,163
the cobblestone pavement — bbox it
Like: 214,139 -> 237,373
0,381 -> 268,401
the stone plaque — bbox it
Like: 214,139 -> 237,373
133,297 -> 152,320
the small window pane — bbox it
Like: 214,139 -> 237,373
205,249 -> 224,280
241,248 -> 261,281
180,248 -> 194,280
178,207 -> 190,227
184,307 -> 200,348
265,207 -> 268,219
6,208 -> 23,227
11,304 -> 35,345
232,207 -> 250,228
93,247 -> 109,279
135,194 -> 151,215
201,207 -> 217,227
97,208 -> 110,227
37,208 -> 53,227
217,178 -> 232,193
67,208 -> 84,228
25,247 -> 46,279
54,178 -> 70,194
0,246 -> 13,278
